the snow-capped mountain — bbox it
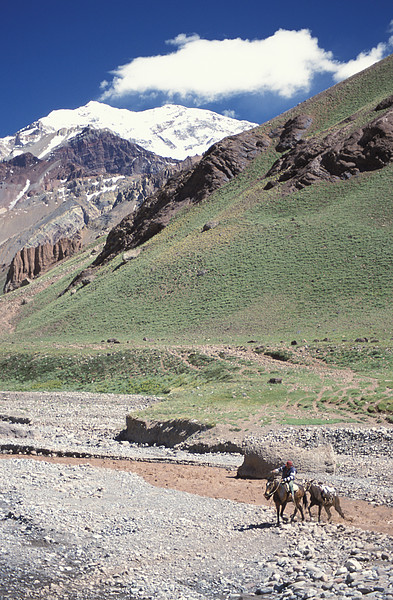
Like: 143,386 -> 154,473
0,101 -> 258,161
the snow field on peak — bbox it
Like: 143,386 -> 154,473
2,101 -> 258,161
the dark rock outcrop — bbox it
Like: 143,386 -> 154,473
275,114 -> 313,152
4,237 -> 82,293
91,127 -> 268,265
265,108 -> 393,190
375,94 -> 393,111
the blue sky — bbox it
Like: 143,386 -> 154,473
1,0 -> 392,136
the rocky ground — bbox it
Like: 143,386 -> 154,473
0,390 -> 392,600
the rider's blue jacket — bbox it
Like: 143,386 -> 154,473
277,464 -> 296,483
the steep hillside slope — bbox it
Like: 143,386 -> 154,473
3,54 -> 393,346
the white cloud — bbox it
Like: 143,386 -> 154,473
100,29 -> 391,104
333,42 -> 388,81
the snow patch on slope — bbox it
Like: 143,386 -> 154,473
9,179 -> 30,210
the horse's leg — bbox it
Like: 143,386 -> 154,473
297,494 -> 305,521
334,498 -> 345,519
325,504 -> 332,521
280,500 -> 287,522
318,504 -> 322,522
308,499 -> 314,520
275,501 -> 281,526
290,493 -> 299,522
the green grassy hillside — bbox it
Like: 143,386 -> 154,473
1,55 -> 393,426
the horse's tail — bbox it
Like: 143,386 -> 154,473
302,489 -> 308,509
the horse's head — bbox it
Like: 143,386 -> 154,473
264,478 -> 279,500
304,479 -> 314,492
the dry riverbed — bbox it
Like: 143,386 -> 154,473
0,391 -> 392,600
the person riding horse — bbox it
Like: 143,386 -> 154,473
272,460 -> 296,502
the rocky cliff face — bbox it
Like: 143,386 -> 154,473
4,237 -> 82,293
50,127 -> 178,176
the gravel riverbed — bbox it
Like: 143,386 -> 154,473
0,391 -> 392,600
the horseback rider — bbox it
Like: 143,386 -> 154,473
273,460 -> 296,502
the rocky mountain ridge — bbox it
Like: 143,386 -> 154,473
79,98 -> 393,274
0,101 -> 257,161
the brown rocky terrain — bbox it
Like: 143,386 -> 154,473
265,103 -> 393,190
2,454 -> 392,536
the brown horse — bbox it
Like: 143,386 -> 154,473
305,480 -> 347,522
264,477 -> 307,526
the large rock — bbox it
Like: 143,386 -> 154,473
275,114 -> 313,152
0,423 -> 33,438
237,441 -> 336,479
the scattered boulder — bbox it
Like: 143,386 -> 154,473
237,441 -> 336,479
375,94 -> 393,111
123,248 -> 141,261
268,377 -> 282,384
202,220 -> 220,232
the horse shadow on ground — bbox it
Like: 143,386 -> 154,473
235,522 -> 276,531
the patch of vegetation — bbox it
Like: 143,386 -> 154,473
262,349 -> 293,362
186,352 -> 215,367
309,343 -> 393,373
279,417 -> 354,426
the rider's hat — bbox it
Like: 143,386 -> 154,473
286,460 -> 293,467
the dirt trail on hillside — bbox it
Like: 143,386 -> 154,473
4,454 -> 392,536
